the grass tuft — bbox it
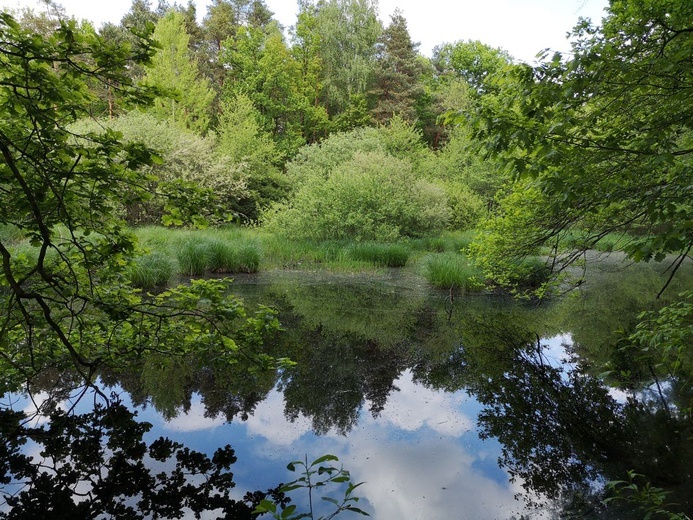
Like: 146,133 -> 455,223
127,252 -> 176,289
348,242 -> 410,267
423,252 -> 484,291
175,239 -> 210,276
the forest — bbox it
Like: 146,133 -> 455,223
0,0 -> 692,518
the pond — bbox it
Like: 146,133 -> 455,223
2,258 -> 692,519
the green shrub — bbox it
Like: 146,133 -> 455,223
263,152 -> 449,242
504,256 -> 553,290
439,181 -> 486,230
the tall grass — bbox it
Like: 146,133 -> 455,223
411,230 -> 478,253
207,240 -> 260,273
126,226 -> 490,287
348,242 -> 410,267
0,224 -> 24,244
423,252 -> 484,291
128,226 -> 261,286
127,252 -> 177,289
175,239 -> 211,276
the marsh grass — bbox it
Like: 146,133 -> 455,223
207,240 -> 260,273
258,234 -> 328,268
129,226 -> 262,283
127,226 -> 486,286
0,224 -> 24,245
411,231 -> 477,253
175,239 -> 210,276
551,230 -> 633,254
348,242 -> 410,267
423,252 -> 485,291
127,252 -> 176,289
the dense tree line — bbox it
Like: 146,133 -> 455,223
7,0 -> 511,231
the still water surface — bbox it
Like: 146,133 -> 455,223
3,260 -> 693,518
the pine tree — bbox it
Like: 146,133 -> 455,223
370,9 -> 423,124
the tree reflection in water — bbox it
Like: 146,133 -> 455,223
2,268 -> 692,518
0,383 -> 286,519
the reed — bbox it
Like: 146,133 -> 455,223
423,252 -> 484,291
348,242 -> 410,267
411,230 -> 478,253
127,252 -> 176,289
207,239 -> 260,273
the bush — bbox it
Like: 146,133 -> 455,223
263,151 -> 449,242
71,112 -> 249,225
439,181 -> 486,230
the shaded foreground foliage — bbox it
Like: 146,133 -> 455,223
0,13 -> 299,519
0,391 -> 286,519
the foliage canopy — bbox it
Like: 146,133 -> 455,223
469,0 -> 693,292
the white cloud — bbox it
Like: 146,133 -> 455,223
368,370 -> 473,436
160,397 -> 226,432
326,428 -> 547,519
244,389 -> 312,445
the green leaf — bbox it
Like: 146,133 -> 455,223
254,499 -> 277,514
281,505 -> 297,518
311,454 -> 339,465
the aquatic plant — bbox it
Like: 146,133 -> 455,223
423,252 -> 484,291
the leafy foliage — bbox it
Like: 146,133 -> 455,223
468,0 -> 693,289
308,0 -> 382,115
432,39 -> 512,94
144,9 -> 215,133
216,93 -> 290,220
628,290 -> 693,396
255,455 -> 370,519
605,471 -> 691,520
263,151 -> 448,242
72,112 -> 247,225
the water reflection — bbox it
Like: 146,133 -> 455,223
2,263 -> 693,518
0,384 -> 286,519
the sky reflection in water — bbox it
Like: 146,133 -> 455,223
139,353 -> 570,519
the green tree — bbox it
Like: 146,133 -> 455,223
144,10 -> 215,133
311,0 -> 382,115
202,0 -> 274,86
290,2 -> 332,140
433,39 -> 512,94
469,0 -> 693,293
0,13 -> 285,386
216,93 -> 290,220
370,9 -> 423,124
223,24 -> 314,156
